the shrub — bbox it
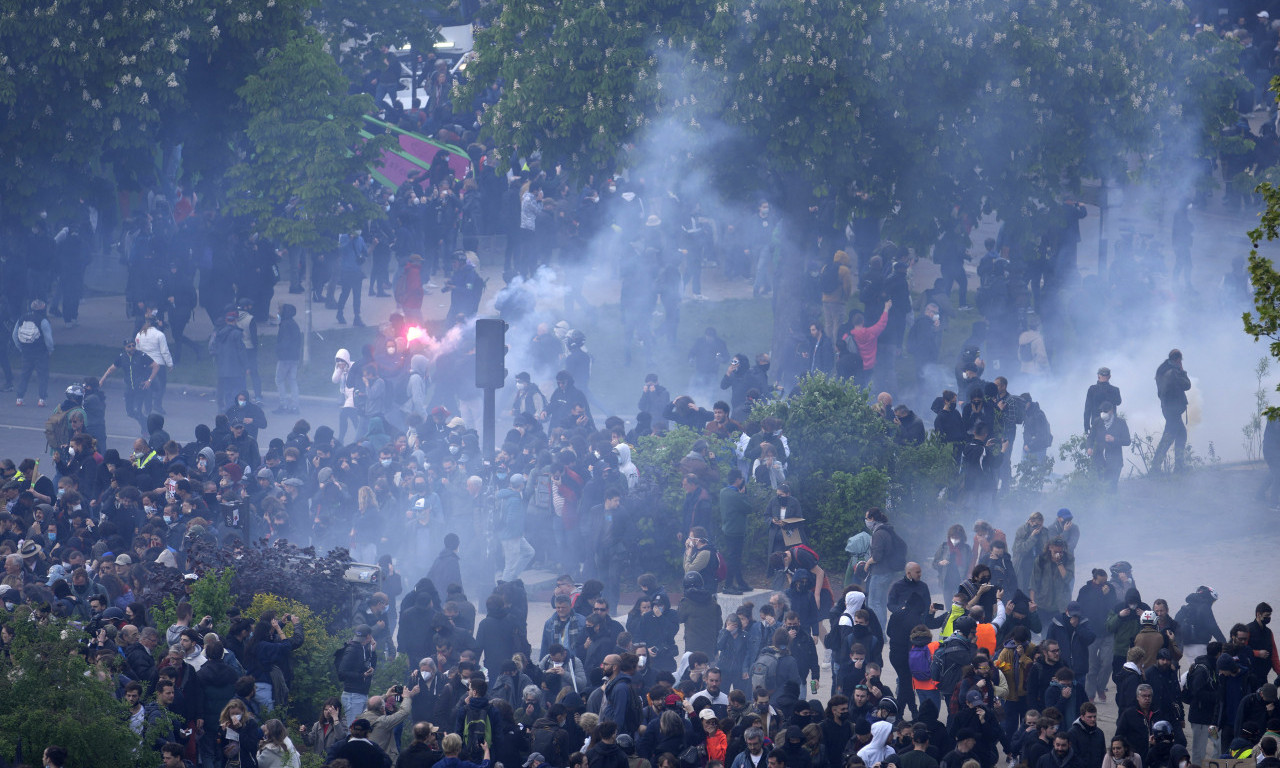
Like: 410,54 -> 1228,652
0,608 -> 153,768
245,594 -> 343,723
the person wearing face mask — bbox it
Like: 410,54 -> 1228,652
512,372 -> 549,422
931,525 -> 971,597
227,390 -> 269,442
1085,401 -> 1130,492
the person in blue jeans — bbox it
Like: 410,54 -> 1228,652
337,624 -> 378,727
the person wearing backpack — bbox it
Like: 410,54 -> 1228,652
820,251 -> 854,342
754,627 -> 803,713
602,652 -> 644,737
1185,642 -> 1223,765
454,678 -> 502,761
12,299 -> 54,407
864,508 -> 907,627
908,626 -> 943,712
930,616 -> 977,710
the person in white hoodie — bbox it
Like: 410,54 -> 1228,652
332,349 -> 358,443
135,314 -> 173,415
406,355 -> 430,421
858,719 -> 896,766
614,443 -> 638,489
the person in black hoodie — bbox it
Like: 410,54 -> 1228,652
1151,349 -> 1191,474
893,406 -> 926,446
1067,702 -> 1106,768
475,594 -> 523,671
588,721 -> 631,768
274,303 -> 302,415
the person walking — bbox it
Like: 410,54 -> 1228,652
135,314 -> 174,416
13,299 -> 54,407
210,309 -> 248,412
335,230 -> 367,327
99,338 -> 160,437
1151,349 -> 1191,474
274,303 -> 302,414
1086,401 -> 1130,491
1082,367 -> 1121,436
497,474 -> 535,583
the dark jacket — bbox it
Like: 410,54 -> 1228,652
1082,381 -> 1122,433
197,657 -> 240,724
276,305 -> 302,363
1184,655 -> 1220,725
1044,615 -> 1096,679
1067,716 -> 1106,768
587,741 -> 630,768
1114,706 -> 1156,763
338,640 -> 377,695
396,742 -> 444,768
678,589 -> 723,657
1155,359 -> 1191,411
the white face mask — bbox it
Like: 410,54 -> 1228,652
951,538 -> 961,546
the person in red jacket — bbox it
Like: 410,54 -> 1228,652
843,301 -> 891,387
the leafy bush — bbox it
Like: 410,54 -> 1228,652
0,609 -> 153,768
245,594 -> 343,724
632,427 -> 739,576
747,373 -> 956,568
187,539 -> 354,632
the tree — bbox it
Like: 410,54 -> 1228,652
227,30 -> 393,252
0,0 -> 316,220
1245,172 -> 1280,419
0,609 -> 153,768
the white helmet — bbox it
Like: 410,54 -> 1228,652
1140,610 -> 1157,625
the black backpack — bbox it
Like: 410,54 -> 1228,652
880,524 -> 907,570
531,726 -> 568,766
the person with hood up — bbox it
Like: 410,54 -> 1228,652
858,720 -> 896,767
333,349 -> 359,444
678,572 -> 722,658
1045,602 -> 1096,714
393,253 -> 426,322
1011,513 -> 1048,590
614,444 -> 639,490
13,298 -> 54,407
406,354 -> 431,422
893,405 -> 926,446
209,309 -> 247,412
1175,586 -> 1225,662
274,303 -> 302,414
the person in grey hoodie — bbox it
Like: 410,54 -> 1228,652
274,304 -> 302,414
498,474 -> 535,582
407,355 -> 431,421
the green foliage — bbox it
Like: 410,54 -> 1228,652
0,0 -> 314,217
748,373 -> 954,565
463,0 -> 1245,250
227,30 -> 394,251
1247,183 -> 1280,421
634,426 -> 736,512
633,426 -> 738,574
0,609 -> 149,768
189,568 -> 237,638
246,594 -> 342,724
801,468 -> 889,569
312,0 -> 438,66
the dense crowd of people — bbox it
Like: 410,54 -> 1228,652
5,4 -> 1280,768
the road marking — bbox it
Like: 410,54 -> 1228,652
0,422 -> 139,442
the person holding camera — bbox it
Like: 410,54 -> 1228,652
245,611 -> 304,713
355,685 -> 418,761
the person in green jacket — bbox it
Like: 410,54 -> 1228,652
1105,587 -> 1149,684
719,469 -> 753,594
